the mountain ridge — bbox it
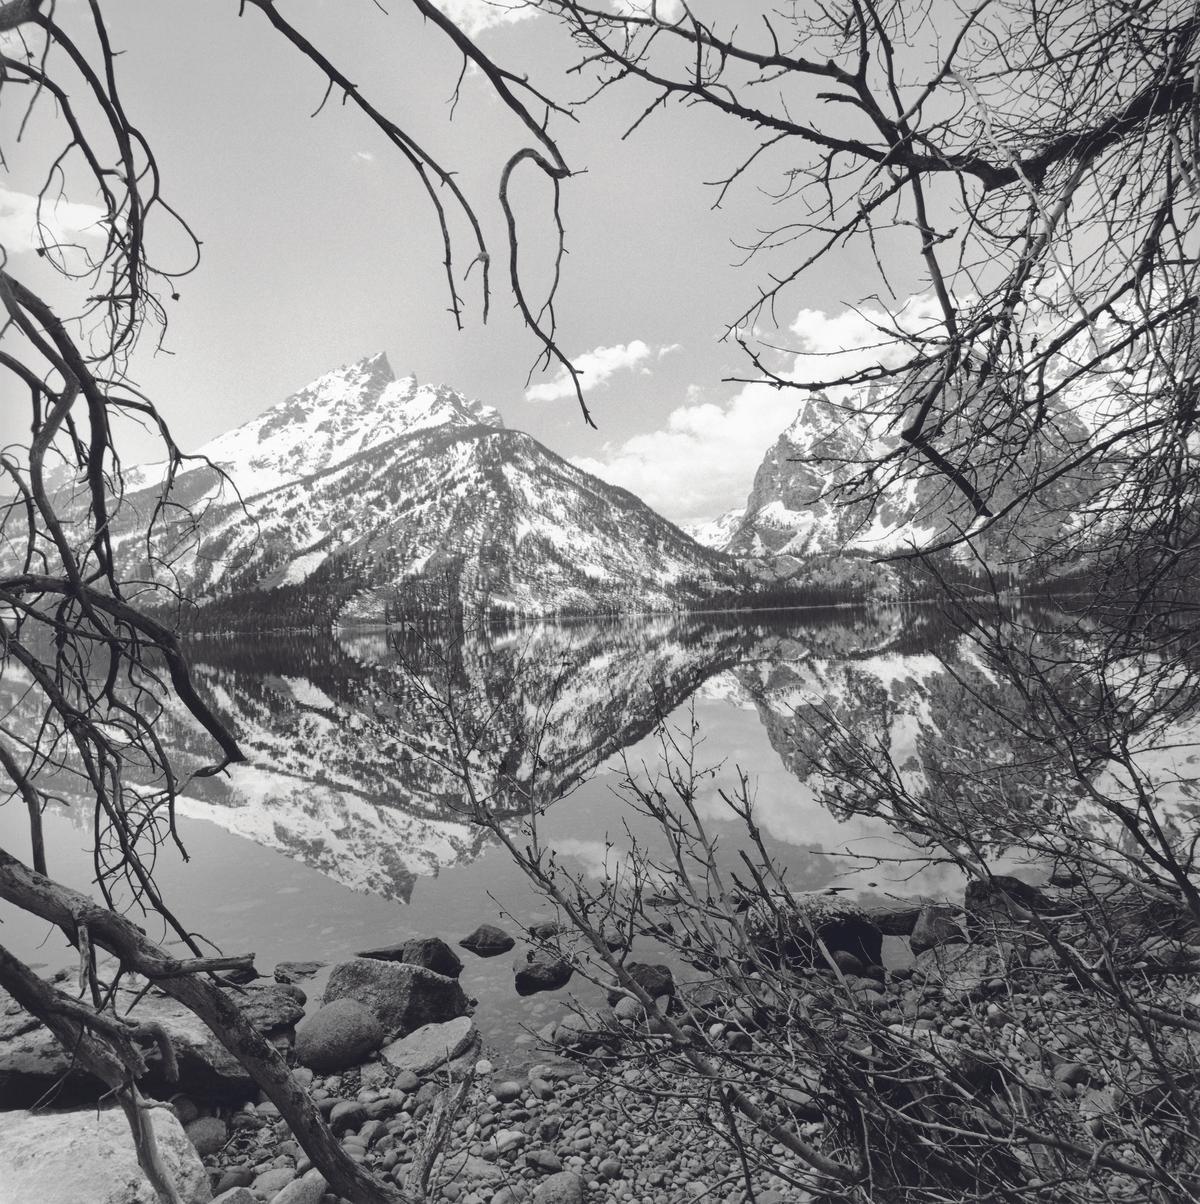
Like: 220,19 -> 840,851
108,353 -> 749,622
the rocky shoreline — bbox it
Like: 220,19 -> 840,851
3,877 -> 1199,1203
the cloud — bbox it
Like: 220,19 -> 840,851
431,0 -> 538,35
609,0 -> 686,20
0,187 -> 105,256
570,297 -> 946,525
526,339 -> 674,402
353,150 -> 376,164
571,381 -> 803,525
787,295 -> 950,403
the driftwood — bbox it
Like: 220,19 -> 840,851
0,846 -> 409,1204
0,943 -> 186,1204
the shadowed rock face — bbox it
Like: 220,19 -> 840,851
725,391 -> 1093,564
0,980 -> 300,1107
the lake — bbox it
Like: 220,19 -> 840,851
0,603 -> 1114,1050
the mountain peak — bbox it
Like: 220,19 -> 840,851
188,354 -> 503,500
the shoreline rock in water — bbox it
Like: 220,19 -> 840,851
3,881 -> 1199,1203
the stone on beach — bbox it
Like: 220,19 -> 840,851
211,1190 -> 256,1204
459,924 -> 516,957
532,1170 -> 586,1204
184,1115 -> 227,1156
267,1168 -> 328,1203
0,1105 -> 211,1203
0,984 -> 286,1105
514,948 -> 573,996
381,1014 -> 478,1075
745,889 -> 884,967
910,903 -> 967,956
322,956 -> 469,1039
604,962 -> 674,1006
356,935 -> 463,978
294,998 -> 383,1072
273,961 -> 325,985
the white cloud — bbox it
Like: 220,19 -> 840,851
571,381 -> 803,524
609,0 -> 686,20
0,187 -> 105,256
526,339 -> 674,402
570,297 -> 948,525
431,0 -> 538,36
354,150 -> 376,164
788,295 -> 950,403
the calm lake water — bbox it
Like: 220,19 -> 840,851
0,605 -> 1077,1050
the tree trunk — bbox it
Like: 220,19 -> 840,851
0,846 -> 407,1204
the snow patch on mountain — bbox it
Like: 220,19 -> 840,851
685,508 -> 745,550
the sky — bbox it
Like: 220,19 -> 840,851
1,0 -> 902,525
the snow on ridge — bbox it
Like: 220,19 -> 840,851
685,508 -> 745,550
119,354 -> 506,507
281,675 -> 337,709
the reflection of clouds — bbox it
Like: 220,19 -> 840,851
551,837 -> 670,895
552,837 -> 626,880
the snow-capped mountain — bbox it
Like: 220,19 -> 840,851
713,392 -> 1091,564
110,354 -> 744,622
727,397 -> 916,557
121,354 -> 503,504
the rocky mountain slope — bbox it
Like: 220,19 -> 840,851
106,354 -> 744,622
697,391 -> 1091,566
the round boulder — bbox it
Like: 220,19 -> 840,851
184,1114 -> 227,1156
605,962 -> 674,1006
515,949 -> 573,997
294,998 -> 383,1072
269,1169 -> 329,1204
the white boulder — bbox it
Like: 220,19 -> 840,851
0,1104 -> 211,1203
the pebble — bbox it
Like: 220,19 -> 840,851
185,1116 -> 227,1156
251,1166 -> 295,1195
267,1170 -> 328,1204
329,1101 -> 366,1135
492,1128 -> 528,1155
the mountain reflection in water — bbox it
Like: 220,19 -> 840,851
161,606 -> 982,906
5,602 -> 1196,1053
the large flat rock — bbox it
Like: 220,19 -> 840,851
0,981 -> 300,1107
381,1015 -> 478,1075
0,1105 -> 211,1203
